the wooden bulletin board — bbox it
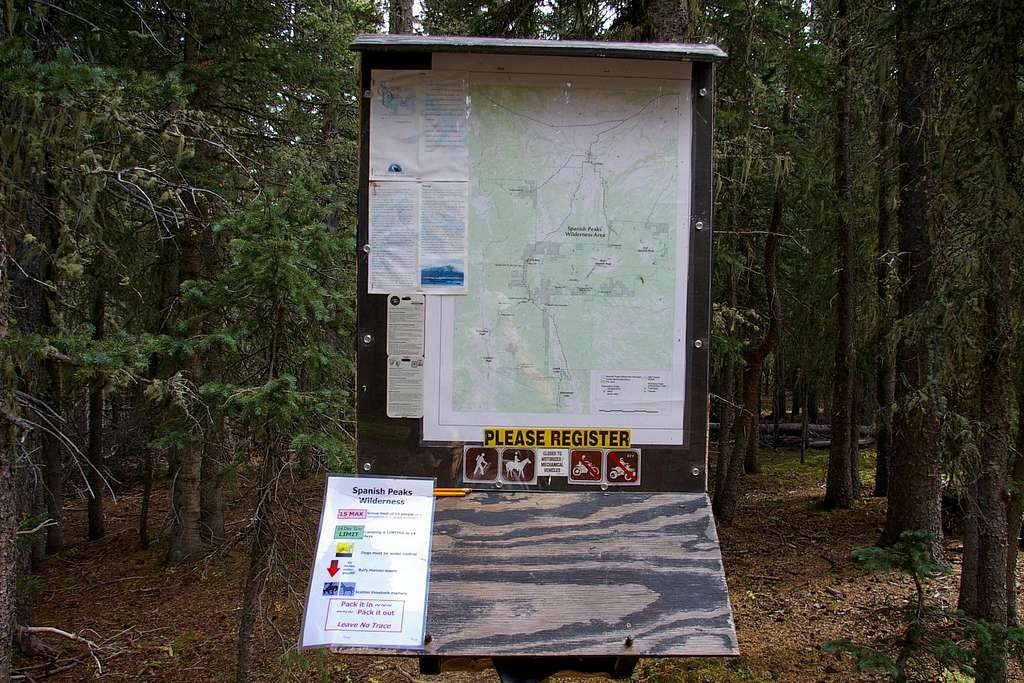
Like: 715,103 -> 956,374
348,35 -> 736,662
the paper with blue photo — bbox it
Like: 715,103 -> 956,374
369,70 -> 468,181
419,182 -> 467,294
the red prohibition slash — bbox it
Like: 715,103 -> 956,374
608,451 -> 637,482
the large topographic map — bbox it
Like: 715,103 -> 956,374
450,78 -> 685,416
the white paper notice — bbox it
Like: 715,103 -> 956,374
419,182 -> 467,293
368,182 -> 468,295
369,182 -> 420,293
300,476 -> 435,650
386,294 -> 425,356
387,356 -> 424,418
538,449 -> 569,477
370,70 -> 468,181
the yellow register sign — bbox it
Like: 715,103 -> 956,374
483,428 -> 631,449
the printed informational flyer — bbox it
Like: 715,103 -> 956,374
299,476 -> 435,650
369,70 -> 468,181
367,181 -> 467,294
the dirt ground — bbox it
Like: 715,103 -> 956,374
19,447 -> 1024,682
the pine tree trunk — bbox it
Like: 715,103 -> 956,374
168,6 -> 209,565
86,279 -> 106,541
874,73 -> 895,498
960,246 -> 1011,681
744,373 -> 762,474
773,353 -> 784,446
388,0 -> 414,34
646,0 -> 694,41
1007,379 -> 1024,624
167,227 -> 204,561
825,0 -> 854,510
0,231 -> 19,681
235,437 -> 283,683
849,380 -> 861,499
880,0 -> 943,560
958,8 -> 1020,679
200,416 -> 226,543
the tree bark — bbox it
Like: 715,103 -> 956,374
744,372 -> 762,474
168,12 -> 208,563
86,277 -> 106,541
880,0 -> 943,560
646,0 -> 694,41
825,0 -> 855,510
874,67 -> 895,498
200,416 -> 226,543
234,442 -> 281,683
773,352 -> 784,446
714,271 -> 739,501
167,220 -> 205,563
1008,374 -> 1024,624
388,0 -> 414,34
849,379 -> 862,499
1,231 -> 19,681
958,8 -> 1020,681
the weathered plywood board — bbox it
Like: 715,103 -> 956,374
338,492 -> 737,657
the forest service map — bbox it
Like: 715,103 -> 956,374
450,79 -> 686,417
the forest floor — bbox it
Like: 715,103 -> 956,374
20,447 -> 1024,682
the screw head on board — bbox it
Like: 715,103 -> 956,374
362,334 -> 373,345
693,339 -> 703,349
698,87 -> 708,97
691,467 -> 701,477
362,462 -> 372,472
695,221 -> 704,231
362,244 -> 371,254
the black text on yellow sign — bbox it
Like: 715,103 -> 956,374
483,428 -> 631,449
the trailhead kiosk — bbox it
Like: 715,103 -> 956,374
347,34 -> 735,677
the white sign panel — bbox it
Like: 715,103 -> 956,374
419,55 -> 693,445
300,475 -> 435,650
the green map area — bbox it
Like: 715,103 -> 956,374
452,82 -> 682,414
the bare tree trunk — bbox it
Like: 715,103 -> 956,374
86,278 -> 106,541
388,0 -> 413,34
825,0 -> 854,510
880,0 -> 943,560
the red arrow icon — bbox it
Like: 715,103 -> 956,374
327,560 -> 340,577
